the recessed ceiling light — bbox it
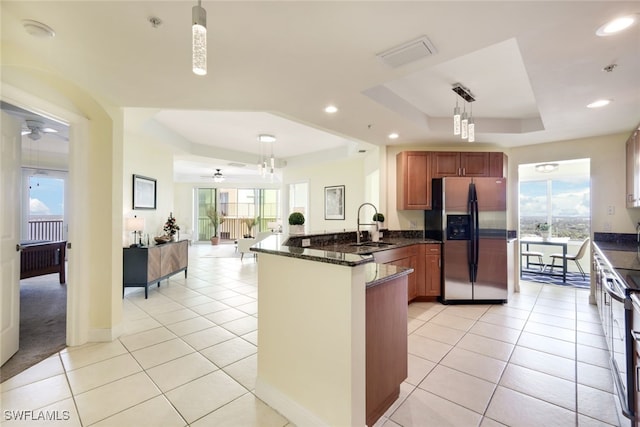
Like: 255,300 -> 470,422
388,133 -> 399,140
587,99 -> 611,108
324,105 -> 338,114
596,15 -> 637,36
258,134 -> 276,143
22,20 -> 55,38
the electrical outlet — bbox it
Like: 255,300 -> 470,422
604,222 -> 612,232
607,205 -> 615,215
409,220 -> 417,229
302,238 -> 311,247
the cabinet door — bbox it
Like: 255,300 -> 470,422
373,246 -> 418,301
460,152 -> 490,177
389,256 -> 417,302
424,251 -> 441,296
488,152 -> 507,177
397,151 -> 431,210
431,152 -> 460,178
626,134 -> 639,208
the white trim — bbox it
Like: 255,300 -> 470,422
2,83 -> 91,347
255,378 -> 329,427
88,322 -> 123,342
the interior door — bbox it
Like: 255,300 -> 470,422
1,111 -> 22,365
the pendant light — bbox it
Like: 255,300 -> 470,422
468,103 -> 475,142
453,98 -> 461,135
461,104 -> 468,140
192,0 -> 207,76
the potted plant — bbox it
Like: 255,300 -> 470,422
288,212 -> 305,235
163,212 -> 180,241
206,206 -> 225,245
242,217 -> 259,238
535,222 -> 550,241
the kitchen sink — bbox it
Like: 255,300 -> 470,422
350,242 -> 395,248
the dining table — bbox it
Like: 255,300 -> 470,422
520,237 -> 570,283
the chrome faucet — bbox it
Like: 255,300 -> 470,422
357,203 -> 379,245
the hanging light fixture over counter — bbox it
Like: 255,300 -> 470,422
192,0 -> 207,76
258,134 -> 276,180
452,83 -> 476,142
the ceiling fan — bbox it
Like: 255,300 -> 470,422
21,119 -> 59,141
200,168 -> 225,183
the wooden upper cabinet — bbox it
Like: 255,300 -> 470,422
489,152 -> 507,178
397,151 -> 431,210
431,152 -> 493,177
398,150 -> 508,210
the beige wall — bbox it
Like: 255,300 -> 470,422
283,155 -> 368,234
122,127 -> 176,245
2,44 -> 124,343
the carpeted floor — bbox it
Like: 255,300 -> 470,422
0,274 -> 67,382
521,268 -> 590,288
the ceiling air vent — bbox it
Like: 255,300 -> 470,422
377,35 -> 437,68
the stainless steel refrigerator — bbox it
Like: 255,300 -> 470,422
425,177 -> 508,304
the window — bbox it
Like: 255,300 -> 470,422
519,160 -> 590,240
196,187 -> 280,241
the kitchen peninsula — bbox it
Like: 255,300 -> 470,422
252,232 -> 436,427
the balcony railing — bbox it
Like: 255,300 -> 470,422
28,219 -> 65,241
196,217 -> 278,241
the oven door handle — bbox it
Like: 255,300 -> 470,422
604,276 -> 626,303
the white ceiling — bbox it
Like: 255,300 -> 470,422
1,1 -> 639,183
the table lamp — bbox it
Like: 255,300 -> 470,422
125,216 -> 145,247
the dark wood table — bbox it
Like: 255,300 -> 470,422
520,237 -> 569,283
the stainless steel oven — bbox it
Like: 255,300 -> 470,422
603,272 -> 635,420
594,243 -> 636,422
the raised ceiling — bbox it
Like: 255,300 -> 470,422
1,1 -> 639,182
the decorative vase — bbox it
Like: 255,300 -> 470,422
289,225 -> 304,235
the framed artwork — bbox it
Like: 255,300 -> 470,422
324,185 -> 345,220
132,174 -> 156,210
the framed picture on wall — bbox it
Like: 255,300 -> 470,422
133,174 -> 156,210
324,185 -> 345,220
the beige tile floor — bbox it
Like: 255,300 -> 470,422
0,243 -> 621,426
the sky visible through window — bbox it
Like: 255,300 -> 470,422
519,177 -> 590,239
29,176 -> 64,217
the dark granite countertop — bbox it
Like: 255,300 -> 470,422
251,232 -> 440,267
593,233 -> 640,271
364,263 -> 414,288
252,234 -> 415,286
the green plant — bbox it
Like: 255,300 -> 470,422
206,206 -> 225,237
536,222 -> 550,232
242,217 -> 259,237
372,213 -> 385,222
163,212 -> 180,237
288,212 -> 305,226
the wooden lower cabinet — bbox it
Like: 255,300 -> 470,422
373,244 -> 442,301
373,246 -> 418,302
366,274 -> 408,426
422,244 -> 441,297
123,239 -> 188,298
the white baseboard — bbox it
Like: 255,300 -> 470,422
255,378 -> 328,427
88,321 -> 123,342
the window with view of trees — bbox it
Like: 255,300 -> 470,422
196,187 -> 280,241
519,162 -> 590,241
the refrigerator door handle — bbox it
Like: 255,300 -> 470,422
473,199 -> 480,279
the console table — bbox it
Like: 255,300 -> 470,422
123,239 -> 188,298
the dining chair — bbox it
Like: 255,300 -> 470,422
548,237 -> 590,279
521,250 -> 545,271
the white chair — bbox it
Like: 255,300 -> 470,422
238,231 -> 273,260
548,238 -> 590,279
521,250 -> 544,271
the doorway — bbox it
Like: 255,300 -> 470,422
0,101 -> 70,380
518,158 -> 591,287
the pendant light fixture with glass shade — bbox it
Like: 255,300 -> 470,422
452,83 -> 476,142
258,134 -> 276,180
453,97 -> 461,135
192,0 -> 207,76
